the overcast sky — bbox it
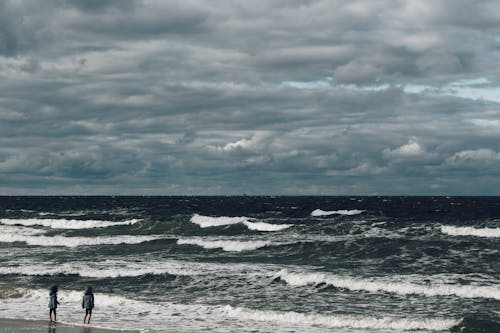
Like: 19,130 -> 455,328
1,0 -> 500,195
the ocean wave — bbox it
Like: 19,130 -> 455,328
0,224 -> 46,235
223,305 -> 460,331
440,225 -> 500,238
275,270 -> 500,300
0,259 -> 277,279
0,233 -> 162,247
311,209 -> 365,217
2,288 -> 461,332
191,214 -> 291,231
191,214 -> 250,227
0,218 -> 141,229
0,288 -> 202,331
177,238 -> 270,252
0,261 -> 200,278
243,221 -> 291,231
0,288 -> 218,332
37,208 -> 135,217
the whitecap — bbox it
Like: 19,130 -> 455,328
0,233 -> 162,247
243,221 -> 291,231
311,209 -> 365,217
223,305 -> 460,331
190,214 -> 291,231
0,260 -> 200,278
190,214 -> 250,228
0,218 -> 141,229
0,259 -> 277,279
440,225 -> 500,238
275,270 -> 500,300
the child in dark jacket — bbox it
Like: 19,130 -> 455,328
48,286 -> 60,322
82,286 -> 95,324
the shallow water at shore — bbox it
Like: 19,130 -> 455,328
0,318 -> 139,333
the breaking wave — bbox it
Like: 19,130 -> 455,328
223,305 -> 460,331
190,214 -> 291,231
0,224 -> 45,236
0,218 -> 141,229
0,288 -> 212,331
440,225 -> 500,238
0,259 -> 275,279
0,233 -> 162,247
191,214 -> 249,227
244,221 -> 291,231
275,270 -> 500,300
177,238 -> 270,252
0,264 -> 186,278
311,209 -> 365,217
0,260 -> 213,278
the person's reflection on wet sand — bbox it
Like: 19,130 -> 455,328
47,324 -> 93,333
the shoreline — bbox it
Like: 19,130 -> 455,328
0,318 -> 141,333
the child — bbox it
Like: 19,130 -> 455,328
48,286 -> 60,322
82,286 -> 94,324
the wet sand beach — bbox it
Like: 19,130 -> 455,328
0,318 -> 140,333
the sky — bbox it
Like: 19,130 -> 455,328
1,0 -> 500,195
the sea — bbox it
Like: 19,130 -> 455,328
0,196 -> 499,332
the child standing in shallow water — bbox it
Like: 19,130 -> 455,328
82,286 -> 95,324
48,286 -> 60,322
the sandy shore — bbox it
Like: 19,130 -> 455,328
0,318 -> 140,333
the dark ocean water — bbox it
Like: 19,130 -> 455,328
0,196 -> 499,332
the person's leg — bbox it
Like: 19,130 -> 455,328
50,309 -> 56,322
84,309 -> 88,323
87,309 -> 92,323
53,309 -> 57,322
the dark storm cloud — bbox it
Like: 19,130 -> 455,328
0,1 -> 52,56
1,0 -> 500,194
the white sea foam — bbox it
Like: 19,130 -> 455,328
0,218 -> 141,229
191,214 -> 291,231
0,232 -> 162,247
0,219 -> 153,247
0,258 -> 279,279
311,209 -> 365,217
0,260 -> 205,278
223,305 -> 460,331
191,214 -> 251,227
0,224 -> 46,235
0,288 -> 214,331
177,238 -> 270,252
275,270 -> 500,300
1,287 -> 461,332
243,221 -> 291,231
440,225 -> 500,238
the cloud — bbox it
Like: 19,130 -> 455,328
446,149 -> 500,169
0,1 -> 51,56
334,61 -> 381,85
0,146 -> 144,179
383,137 -> 427,159
469,119 -> 500,129
220,138 -> 254,152
1,0 -> 500,194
